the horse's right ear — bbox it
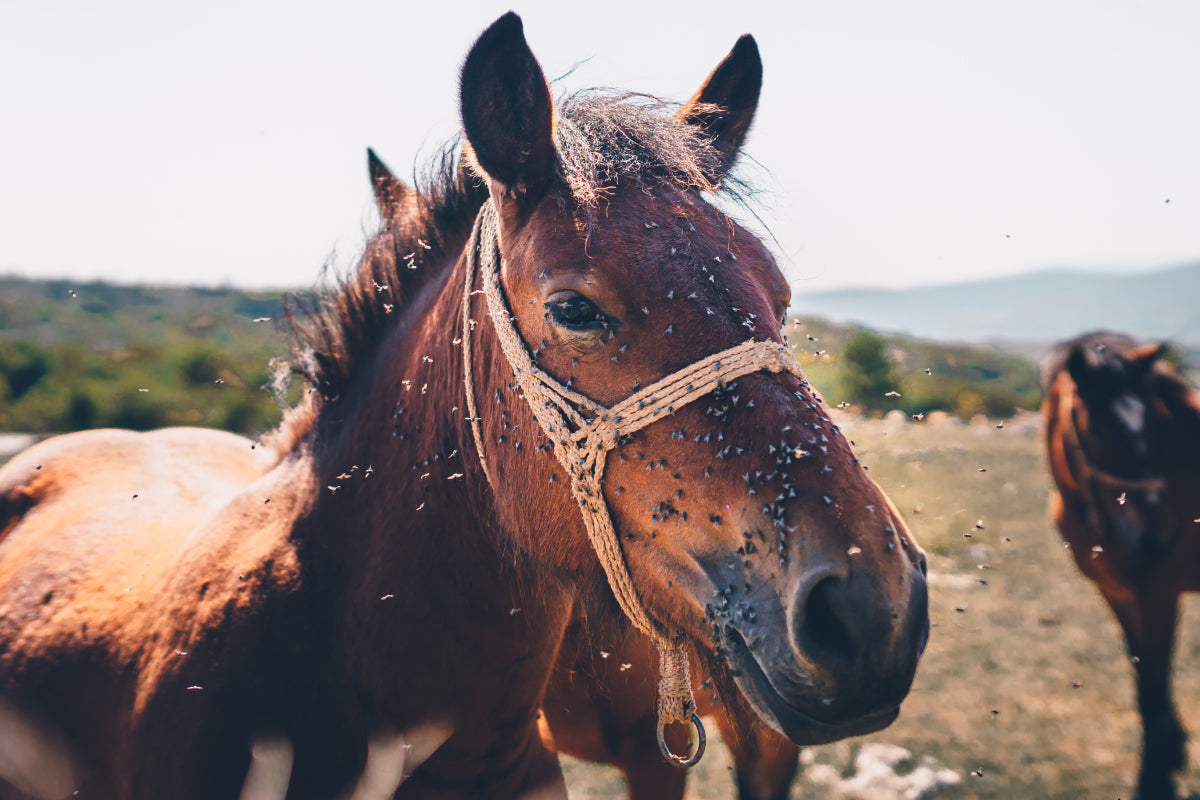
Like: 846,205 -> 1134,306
368,148 -> 410,222
1066,346 -> 1095,392
460,13 -> 556,205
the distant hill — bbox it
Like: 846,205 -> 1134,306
792,260 -> 1200,349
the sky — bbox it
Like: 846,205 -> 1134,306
1,0 -> 1198,297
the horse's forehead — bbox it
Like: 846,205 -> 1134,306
541,190 -> 777,297
1111,392 -> 1147,436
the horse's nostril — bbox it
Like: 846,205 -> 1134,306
798,576 -> 859,666
916,552 -> 928,577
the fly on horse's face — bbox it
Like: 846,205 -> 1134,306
462,14 -> 928,746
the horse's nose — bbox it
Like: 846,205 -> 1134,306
789,565 -> 927,697
790,571 -> 867,671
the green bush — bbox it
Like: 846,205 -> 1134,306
0,341 -> 53,399
840,330 -> 896,412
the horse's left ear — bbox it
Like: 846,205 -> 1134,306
460,12 -> 556,206
678,34 -> 763,181
368,148 -> 411,222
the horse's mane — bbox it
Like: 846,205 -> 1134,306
281,91 -> 753,418
282,142 -> 486,404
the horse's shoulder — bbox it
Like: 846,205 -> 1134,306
128,458 -> 316,704
0,432 -> 309,694
0,428 -> 285,629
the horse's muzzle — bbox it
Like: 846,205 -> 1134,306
724,559 -> 929,744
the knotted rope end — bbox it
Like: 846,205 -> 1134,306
656,644 -> 696,724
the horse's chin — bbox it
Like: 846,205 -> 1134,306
722,626 -> 901,745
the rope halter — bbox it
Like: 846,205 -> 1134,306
461,200 -> 810,766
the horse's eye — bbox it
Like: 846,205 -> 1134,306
545,293 -> 606,331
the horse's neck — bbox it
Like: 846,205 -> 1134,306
294,250 -> 575,730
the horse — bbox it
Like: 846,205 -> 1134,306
1042,331 -> 1200,800
0,13 -> 929,799
369,149 -> 801,800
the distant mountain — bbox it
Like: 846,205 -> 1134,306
792,260 -> 1200,348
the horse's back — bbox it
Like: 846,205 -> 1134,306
0,426 -> 275,673
0,426 -> 269,522
0,427 -> 310,797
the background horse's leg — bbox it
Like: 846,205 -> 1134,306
714,711 -> 800,800
1105,587 -> 1186,800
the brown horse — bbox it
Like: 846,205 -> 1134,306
1043,331 -> 1200,800
0,14 -> 928,799
370,150 -> 801,800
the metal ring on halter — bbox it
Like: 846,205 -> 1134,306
657,713 -> 706,768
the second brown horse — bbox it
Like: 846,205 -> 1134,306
1043,331 -> 1200,800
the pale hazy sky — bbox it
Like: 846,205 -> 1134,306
2,0 -> 1198,295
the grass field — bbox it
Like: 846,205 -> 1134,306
562,410 -> 1200,799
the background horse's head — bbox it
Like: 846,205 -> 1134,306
457,13 -> 927,745
1055,332 -> 1170,559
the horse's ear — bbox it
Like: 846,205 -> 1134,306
368,148 -> 410,222
1066,347 -> 1095,393
460,12 -> 556,205
1128,343 -> 1166,368
678,34 -> 763,181
1128,343 -> 1167,381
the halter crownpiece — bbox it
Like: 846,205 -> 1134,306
462,200 -> 812,766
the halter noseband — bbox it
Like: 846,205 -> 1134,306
461,200 -> 809,766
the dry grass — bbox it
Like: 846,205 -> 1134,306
564,410 -> 1200,799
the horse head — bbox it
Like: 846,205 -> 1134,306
455,12 -> 928,749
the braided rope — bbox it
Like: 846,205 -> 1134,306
462,201 -> 809,734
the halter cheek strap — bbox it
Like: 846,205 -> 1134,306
461,201 -> 810,766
